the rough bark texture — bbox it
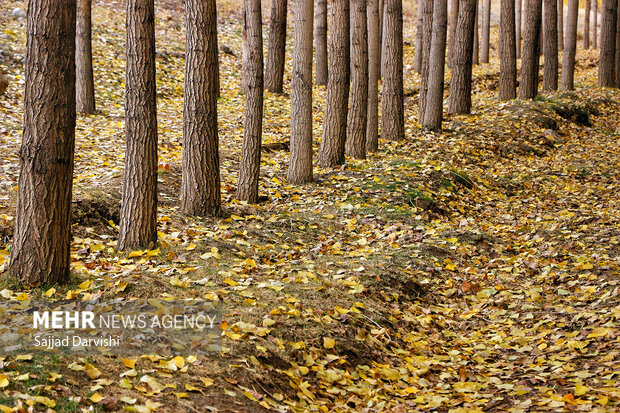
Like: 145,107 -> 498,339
119,0 -> 158,250
237,0 -> 263,203
585,0 -> 591,49
449,0 -> 460,67
367,0 -> 380,152
449,0 -> 476,114
516,0 -> 522,57
346,0 -> 368,159
382,0 -> 404,140
10,0 -> 76,285
423,0 -> 448,130
593,0 -> 598,49
241,9 -> 249,93
616,0 -> 620,87
543,0 -> 558,91
473,0 -> 480,64
315,0 -> 328,85
264,0 -> 287,93
318,0 -> 349,167
499,0 -> 517,100
379,0 -> 384,77
182,0 -> 221,216
76,0 -> 95,113
598,0 -> 617,87
481,0 -> 491,63
560,0 -> 579,90
419,0 -> 433,120
558,0 -> 564,50
288,0 -> 313,183
414,0 -> 424,72
519,0 -> 542,98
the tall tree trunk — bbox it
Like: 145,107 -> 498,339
288,0 -> 313,183
346,0 -> 368,159
481,0 -> 491,63
10,0 -> 76,285
543,0 -> 559,90
448,0 -> 460,67
264,0 -> 287,93
237,0 -> 263,203
584,0 -> 591,49
423,0 -> 448,130
241,9 -> 249,93
516,0 -> 522,57
499,0 -> 517,100
449,0 -> 476,114
182,0 -> 221,216
419,0 -> 433,120
367,0 -> 380,151
414,0 -> 424,72
558,0 -> 564,50
76,0 -> 95,113
382,0 -> 404,140
318,0 -> 349,167
379,0 -> 384,77
473,0 -> 480,64
616,0 -> 620,87
119,0 -> 158,250
214,2 -> 220,98
593,0 -> 598,48
560,0 -> 579,90
315,0 -> 328,85
519,0 -> 542,98
598,0 -> 617,86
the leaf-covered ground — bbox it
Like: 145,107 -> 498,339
0,2 -> 619,412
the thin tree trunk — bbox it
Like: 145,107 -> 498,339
593,0 -> 598,48
119,0 -> 158,250
379,0 -> 384,77
598,0 -> 617,86
288,0 -> 313,183
449,0 -> 476,114
346,0 -> 368,159
367,0 -> 380,151
382,0 -> 404,140
241,9 -> 249,93
423,0 -> 448,130
419,0 -> 433,120
414,0 -> 424,72
481,0 -> 491,63
499,0 -> 517,100
516,0 -> 522,57
214,2 -> 220,98
10,0 -> 76,285
558,0 -> 564,50
237,0 -> 263,203
473,0 -> 480,64
560,0 -> 579,90
616,0 -> 620,87
584,0 -> 591,49
265,0 -> 287,93
76,0 -> 95,113
519,0 -> 542,98
182,0 -> 221,216
543,0 -> 559,90
318,0 -> 349,167
448,0 -> 460,67
315,0 -> 328,85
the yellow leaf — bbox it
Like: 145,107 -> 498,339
172,356 -> 185,369
15,354 -> 32,361
90,393 -> 103,403
45,287 -> 56,297
120,396 -> 137,404
0,405 -> 13,413
84,362 -> 102,379
128,250 -> 145,257
119,378 -> 133,389
0,374 -> 8,388
575,385 -> 588,396
185,383 -> 201,392
199,377 -> 214,387
323,337 -> 335,349
146,248 -> 160,257
78,280 -> 92,290
174,392 -> 189,399
122,358 -> 136,369
15,292 -> 29,301
33,396 -> 55,408
48,372 -> 63,382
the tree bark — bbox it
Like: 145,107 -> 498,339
598,0 -> 617,87
379,0 -> 384,77
584,0 -> 591,49
382,0 -> 404,140
448,0 -> 460,67
288,0 -> 313,183
119,0 -> 158,251
481,0 -> 491,63
237,0 -> 263,203
616,0 -> 620,87
367,0 -> 380,152
543,0 -> 558,91
346,0 -> 368,159
499,0 -> 517,100
241,9 -> 249,93
558,0 -> 564,50
10,0 -> 76,285
318,0 -> 350,167
264,0 -> 287,93
414,0 -> 424,72
593,0 -> 598,49
76,0 -> 95,113
473,0 -> 480,64
516,0 -> 522,57
423,0 -> 448,130
182,0 -> 221,216
560,0 -> 579,90
315,0 -> 328,85
519,0 -> 542,98
449,0 -> 476,114
419,0 -> 433,120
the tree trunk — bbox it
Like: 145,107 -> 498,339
119,0 -> 158,251
449,0 -> 476,114
516,0 -> 522,57
264,0 -> 287,93
519,0 -> 542,98
481,0 -> 491,63
367,0 -> 380,152
558,0 -> 564,50
598,0 -> 617,87
237,0 -> 263,203
76,0 -> 95,113
10,0 -> 76,285
473,0 -> 480,64
379,0 -> 384,77
423,0 -> 448,130
499,0 -> 517,100
616,0 -> 620,87
593,0 -> 598,49
288,0 -> 313,183
214,2 -> 220,98
241,9 -> 249,93
560,0 -> 579,90
543,0 -> 558,91
448,0 -> 460,67
318,0 -> 349,167
182,0 -> 221,216
315,0 -> 328,85
414,0 -> 424,72
382,0 -> 404,140
584,0 -> 591,49
419,0 -> 433,120
346,0 -> 368,159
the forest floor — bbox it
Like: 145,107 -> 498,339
0,2 -> 619,412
